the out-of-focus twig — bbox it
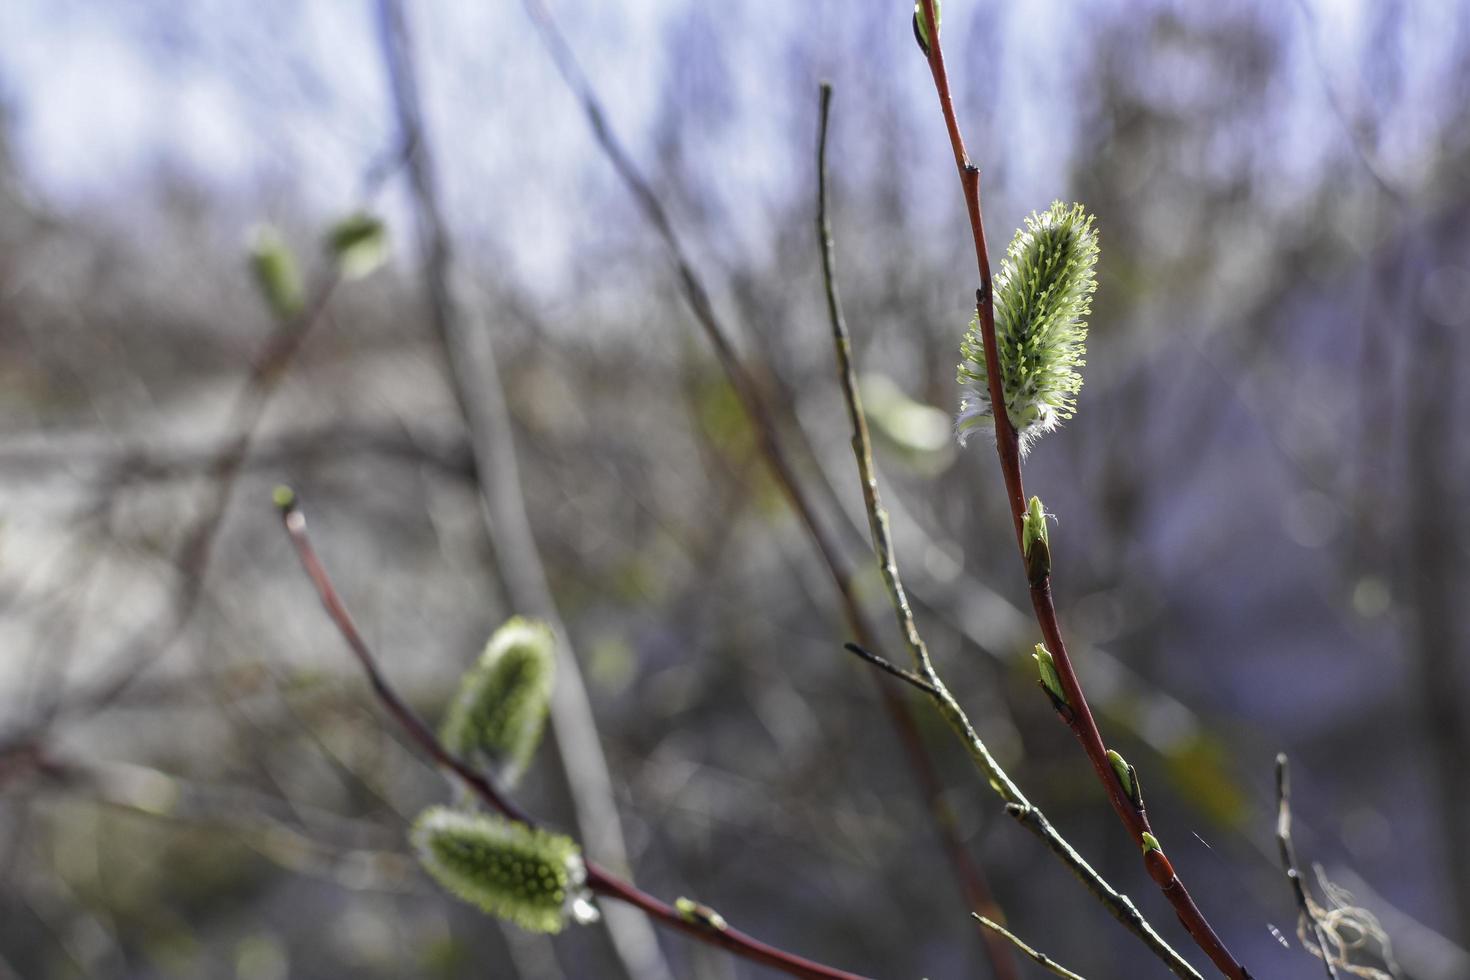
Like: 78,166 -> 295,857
0,141 -> 412,761
373,5 -> 674,978
818,82 -> 1200,980
277,494 -> 870,980
1275,754 -> 1341,980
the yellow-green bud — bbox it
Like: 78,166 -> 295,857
1106,749 -> 1141,807
1021,496 -> 1052,584
271,485 -> 297,512
411,807 -> 595,933
441,617 -> 556,790
325,212 -> 388,280
1033,644 -> 1067,709
675,897 -> 729,932
248,225 -> 304,321
1140,831 -> 1162,855
912,1 -> 940,55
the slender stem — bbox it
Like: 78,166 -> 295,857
516,0 -> 1005,951
974,916 -> 1089,980
841,643 -> 941,699
276,495 -> 868,980
1275,755 -> 1341,980
913,4 -> 1249,977
818,84 -> 1201,980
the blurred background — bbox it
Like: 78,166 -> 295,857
1,1 -> 1468,978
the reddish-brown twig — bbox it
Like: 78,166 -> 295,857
277,494 -> 868,980
914,3 -> 1249,977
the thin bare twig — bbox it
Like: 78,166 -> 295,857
0,142 -> 411,756
974,916 -> 1089,980
1276,754 -> 1342,980
276,494 -> 868,980
841,643 -> 940,699
817,82 -> 1201,980
913,3 -> 1248,975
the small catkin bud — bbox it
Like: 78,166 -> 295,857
912,0 -> 940,55
271,485 -> 297,512
411,807 -> 595,934
1140,831 -> 1162,855
1033,644 -> 1067,708
325,212 -> 388,280
1106,749 -> 1141,806
675,897 -> 729,932
1021,496 -> 1052,584
248,225 -> 305,321
957,202 -> 1099,454
441,617 -> 556,790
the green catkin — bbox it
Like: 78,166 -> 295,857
411,807 -> 592,934
440,617 -> 556,790
957,201 -> 1099,454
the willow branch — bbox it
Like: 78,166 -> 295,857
819,82 -> 1199,980
276,494 -> 868,980
913,4 -> 1250,977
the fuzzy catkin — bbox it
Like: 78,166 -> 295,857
440,617 -> 555,789
957,201 -> 1099,454
411,807 -> 588,934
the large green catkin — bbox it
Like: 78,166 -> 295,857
440,617 -> 555,789
957,201 -> 1099,454
411,807 -> 592,933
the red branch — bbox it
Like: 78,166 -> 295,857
914,3 -> 1250,977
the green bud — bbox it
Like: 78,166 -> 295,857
271,485 -> 296,512
411,807 -> 595,933
1140,831 -> 1162,855
248,225 -> 305,321
1033,644 -> 1067,709
1106,749 -> 1141,807
441,617 -> 556,790
675,896 -> 729,932
957,202 -> 1099,454
912,0 -> 940,55
1021,496 -> 1052,584
325,212 -> 388,280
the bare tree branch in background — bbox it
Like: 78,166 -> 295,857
514,6 -> 1014,970
0,141 -> 409,758
374,4 -> 673,979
